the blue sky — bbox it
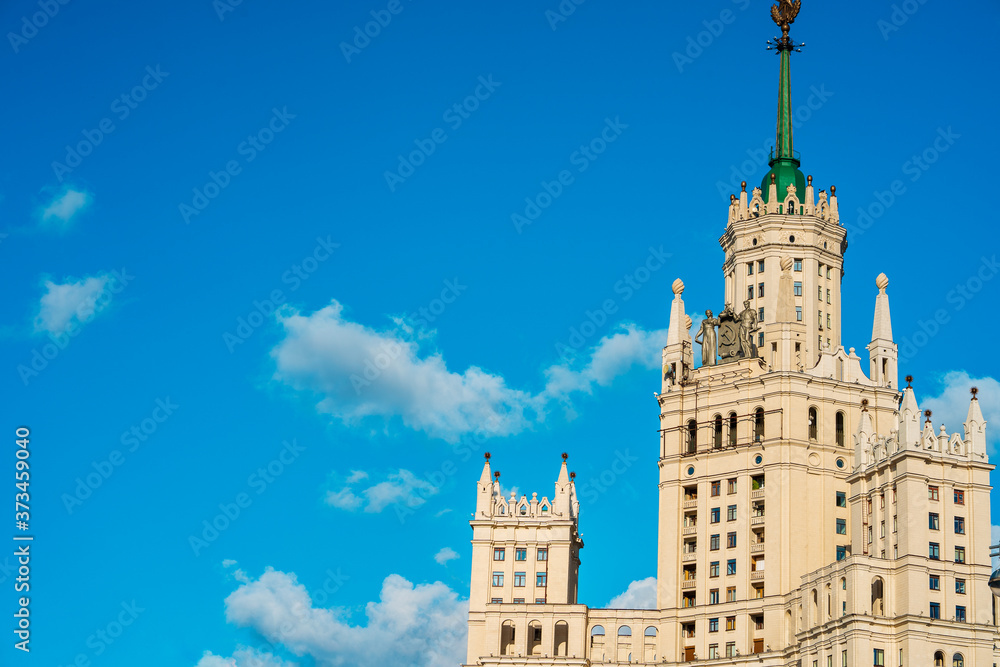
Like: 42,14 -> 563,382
3,0 -> 1000,665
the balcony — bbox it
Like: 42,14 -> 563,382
750,543 -> 765,554
682,580 -> 697,590
683,553 -> 697,562
683,526 -> 697,536
751,488 -> 765,499
751,516 -> 765,526
683,500 -> 698,510
750,571 -> 764,582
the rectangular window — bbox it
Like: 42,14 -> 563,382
955,516 -> 965,534
711,508 -> 720,523
827,267 -> 832,279
827,313 -> 831,328
956,605 -> 966,622
819,263 -> 824,277
494,548 -> 505,561
747,262 -> 754,276
836,545 -> 847,561
727,532 -> 737,548
794,259 -> 802,271
537,548 -> 548,561
880,521 -> 885,538
818,312 -> 823,327
818,286 -> 823,300
955,546 -> 966,564
758,283 -> 765,298
709,617 -> 719,632
794,281 -> 803,296
842,650 -> 847,667
929,486 -> 939,501
954,489 -> 964,504
893,516 -> 897,533
536,572 -> 547,587
727,559 -> 736,575
513,597 -> 524,604
726,642 -> 736,658
874,649 -> 885,667
929,575 -> 940,590
492,572 -> 503,586
836,491 -> 846,507
515,548 -> 527,561
758,260 -> 765,272
758,307 -> 764,321
725,616 -> 736,631
710,534 -> 720,550
728,478 -> 737,494
836,519 -> 846,534
709,589 -> 719,605
711,480 -> 721,496
727,505 -> 737,521
956,578 -> 966,594
491,597 -> 502,603
709,644 -> 719,659
726,586 -> 736,602
710,561 -> 720,577
826,289 -> 831,304
796,306 -> 802,321
828,657 -> 833,667
513,572 -> 526,587
929,602 -> 940,619
929,542 -> 940,560
748,285 -> 754,300
534,597 -> 545,604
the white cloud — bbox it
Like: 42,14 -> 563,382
34,274 -> 111,335
271,300 -> 667,442
39,187 -> 91,229
921,371 -> 1000,452
196,647 -> 298,667
325,469 -> 438,513
606,577 -> 657,610
200,567 -> 467,667
434,547 -> 459,565
222,559 -> 238,568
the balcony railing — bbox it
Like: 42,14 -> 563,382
683,500 -> 698,509
750,543 -> 765,554
682,580 -> 697,590
751,516 -> 765,526
683,526 -> 697,536
683,553 -> 697,562
751,488 -> 765,499
751,571 -> 765,581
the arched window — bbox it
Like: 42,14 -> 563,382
953,654 -> 964,667
618,625 -> 632,636
754,408 -> 765,442
808,407 -> 818,440
687,420 -> 698,454
528,620 -> 543,655
501,620 -> 516,656
729,412 -> 738,446
554,621 -> 569,657
644,626 -> 657,636
590,625 -> 605,650
934,652 -> 945,667
836,412 -> 845,447
714,415 -> 723,448
871,577 -> 884,616
811,589 -> 818,624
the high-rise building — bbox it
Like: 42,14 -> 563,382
463,3 -> 996,666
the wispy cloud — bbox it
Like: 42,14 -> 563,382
921,371 -> 999,452
607,577 -> 657,610
271,300 -> 667,442
39,186 -> 92,230
196,648 -> 297,667
34,274 -> 111,335
325,469 -> 438,513
434,547 -> 459,565
197,567 -> 467,667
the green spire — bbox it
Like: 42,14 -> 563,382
761,1 -> 806,204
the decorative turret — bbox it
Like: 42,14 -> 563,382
854,399 -> 875,467
898,377 -> 921,447
475,452 -> 494,516
868,273 -> 898,388
965,387 -> 987,456
663,279 -> 691,388
762,0 -> 807,204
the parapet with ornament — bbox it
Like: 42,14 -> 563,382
728,174 -> 840,225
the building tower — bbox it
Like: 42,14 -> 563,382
464,2 -> 996,665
